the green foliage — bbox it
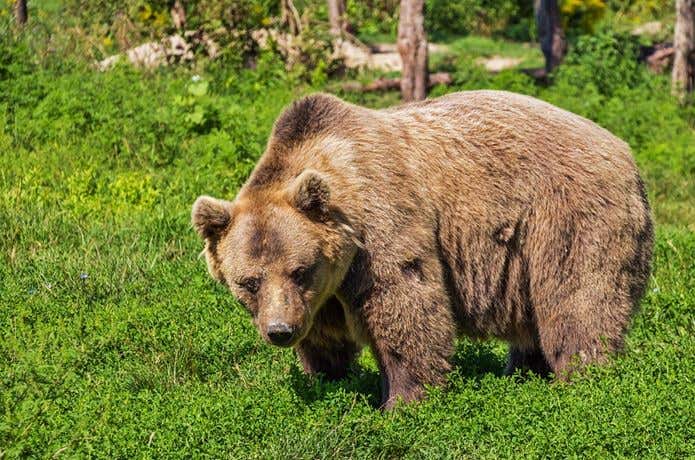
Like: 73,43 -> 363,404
554,31 -> 641,96
57,0 -> 279,39
0,23 -> 35,81
345,0 -> 400,39
561,0 -> 607,33
347,0 -> 527,41
604,0 -> 672,24
426,0 -> 519,39
1,11 -> 694,459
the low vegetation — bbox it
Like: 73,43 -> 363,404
1,1 -> 693,458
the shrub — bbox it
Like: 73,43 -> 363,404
553,31 -> 641,97
426,0 -> 520,39
561,0 -> 607,34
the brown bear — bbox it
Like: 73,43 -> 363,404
192,90 -> 653,409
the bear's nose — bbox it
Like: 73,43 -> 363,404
266,322 -> 296,346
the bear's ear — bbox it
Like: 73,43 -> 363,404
286,169 -> 331,218
192,195 -> 232,240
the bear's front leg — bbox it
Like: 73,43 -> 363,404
359,269 -> 456,409
295,297 -> 360,381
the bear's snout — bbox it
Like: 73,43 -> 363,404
266,321 -> 297,347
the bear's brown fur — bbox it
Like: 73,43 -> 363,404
192,91 -> 653,409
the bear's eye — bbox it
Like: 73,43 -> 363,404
238,277 -> 261,294
290,266 -> 313,286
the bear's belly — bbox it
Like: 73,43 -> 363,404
439,216 -> 537,347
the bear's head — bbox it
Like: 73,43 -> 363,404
192,169 -> 358,347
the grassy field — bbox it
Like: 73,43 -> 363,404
1,31 -> 694,458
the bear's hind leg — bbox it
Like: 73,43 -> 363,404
527,200 -> 647,380
535,283 -> 630,380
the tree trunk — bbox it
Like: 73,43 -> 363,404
397,0 -> 428,101
328,0 -> 347,38
281,0 -> 302,36
170,0 -> 186,30
672,0 -> 695,100
15,0 -> 27,25
534,0 -> 566,73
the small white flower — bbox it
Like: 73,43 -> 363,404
191,75 -> 201,82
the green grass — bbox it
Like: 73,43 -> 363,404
437,35 -> 544,69
1,32 -> 694,458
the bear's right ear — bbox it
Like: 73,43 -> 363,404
286,169 -> 331,219
191,196 -> 232,240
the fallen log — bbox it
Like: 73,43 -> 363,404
645,45 -> 674,74
340,72 -> 452,92
638,42 -> 674,74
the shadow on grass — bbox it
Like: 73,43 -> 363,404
450,339 -> 508,380
289,361 -> 383,407
289,339 -> 510,407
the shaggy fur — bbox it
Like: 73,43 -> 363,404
192,91 -> 653,409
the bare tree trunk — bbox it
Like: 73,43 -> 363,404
15,0 -> 27,25
534,0 -> 566,74
281,0 -> 302,36
328,0 -> 347,38
672,0 -> 695,100
397,0 -> 428,102
171,0 -> 186,31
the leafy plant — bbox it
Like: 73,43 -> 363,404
561,0 -> 608,33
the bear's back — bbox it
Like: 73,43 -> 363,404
366,90 -> 640,217
381,90 -> 633,172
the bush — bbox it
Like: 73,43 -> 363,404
561,0 -> 607,34
426,0 -> 519,39
604,0 -> 672,24
345,0 -> 400,39
553,31 -> 641,97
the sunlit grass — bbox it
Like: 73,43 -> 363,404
1,31 -> 693,458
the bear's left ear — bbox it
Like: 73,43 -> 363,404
286,169 -> 331,218
192,195 -> 233,240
